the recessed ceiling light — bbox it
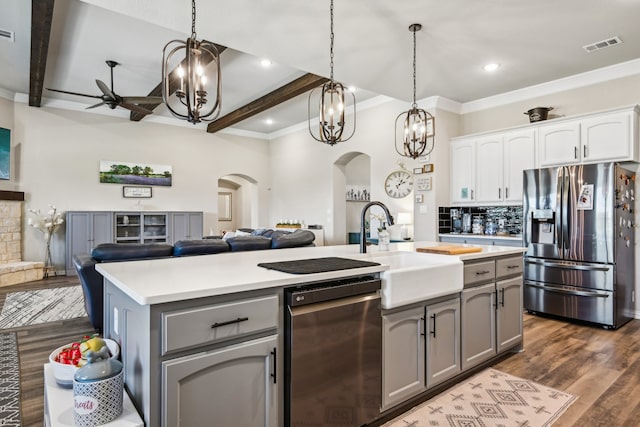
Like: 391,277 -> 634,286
260,59 -> 272,67
483,63 -> 500,72
265,118 -> 274,125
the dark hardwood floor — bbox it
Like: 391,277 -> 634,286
2,276 -> 640,426
0,275 -> 95,427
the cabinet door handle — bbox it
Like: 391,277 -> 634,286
471,190 -> 474,200
505,187 -> 509,199
420,316 -> 426,338
430,314 -> 437,338
574,146 -> 578,159
211,317 -> 249,329
270,347 -> 277,384
583,145 -> 588,158
475,270 -> 491,275
498,188 -> 501,199
500,288 -> 505,307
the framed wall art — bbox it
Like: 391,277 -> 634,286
0,128 -> 10,180
123,186 -> 152,198
100,160 -> 172,186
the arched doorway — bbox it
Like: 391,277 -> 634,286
216,174 -> 259,234
332,152 -> 371,245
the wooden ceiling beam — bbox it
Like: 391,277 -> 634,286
29,0 -> 55,107
130,44 -> 227,122
206,73 -> 328,134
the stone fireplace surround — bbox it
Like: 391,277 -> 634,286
0,190 -> 44,287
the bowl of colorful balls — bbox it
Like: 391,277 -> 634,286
49,334 -> 120,387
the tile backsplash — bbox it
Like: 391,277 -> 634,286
438,205 -> 523,235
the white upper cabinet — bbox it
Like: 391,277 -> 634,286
503,129 -> 536,203
451,105 -> 638,206
581,110 -> 633,162
450,140 -> 476,204
537,120 -> 581,167
450,129 -> 535,206
538,107 -> 638,166
475,135 -> 504,204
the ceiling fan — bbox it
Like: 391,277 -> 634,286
46,60 -> 162,115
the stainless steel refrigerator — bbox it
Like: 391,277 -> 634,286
523,162 -> 635,329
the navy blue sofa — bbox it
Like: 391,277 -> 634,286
73,229 -> 315,332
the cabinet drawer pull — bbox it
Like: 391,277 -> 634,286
430,314 -> 436,338
211,317 -> 249,329
270,347 -> 277,384
475,270 -> 491,275
506,265 -> 520,269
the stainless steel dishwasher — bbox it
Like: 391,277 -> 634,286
284,275 -> 382,427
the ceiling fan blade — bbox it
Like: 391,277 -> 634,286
46,88 -> 102,99
120,103 -> 154,115
121,96 -> 163,104
86,101 -> 107,109
95,79 -> 116,100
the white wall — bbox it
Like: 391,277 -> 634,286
10,102 -> 271,268
269,99 -> 431,245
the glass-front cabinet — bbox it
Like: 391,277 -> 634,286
115,212 -> 168,244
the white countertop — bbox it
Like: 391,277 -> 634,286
96,241 -> 525,306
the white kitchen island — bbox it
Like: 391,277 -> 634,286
96,242 -> 525,427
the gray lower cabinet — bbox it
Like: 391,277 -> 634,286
65,211 -> 113,275
461,255 -> 523,371
382,297 -> 460,410
169,212 -> 203,243
426,298 -> 461,388
461,283 -> 496,370
162,335 -> 278,427
496,277 -> 523,352
382,305 -> 424,410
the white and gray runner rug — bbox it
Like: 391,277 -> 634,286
0,286 -> 87,329
0,332 -> 21,427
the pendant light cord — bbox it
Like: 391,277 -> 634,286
412,28 -> 417,108
191,0 -> 197,39
329,0 -> 335,82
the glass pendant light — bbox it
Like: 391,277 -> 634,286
308,0 -> 356,145
162,0 -> 221,124
395,24 -> 435,159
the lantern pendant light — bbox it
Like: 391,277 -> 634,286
162,0 -> 222,124
395,24 -> 435,159
308,0 -> 356,145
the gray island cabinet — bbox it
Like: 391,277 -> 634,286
103,281 -> 280,427
381,251 -> 523,413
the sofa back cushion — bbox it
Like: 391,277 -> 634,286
173,239 -> 230,256
226,236 -> 272,252
91,243 -> 174,262
271,229 -> 316,249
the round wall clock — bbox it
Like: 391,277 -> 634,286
385,169 -> 413,199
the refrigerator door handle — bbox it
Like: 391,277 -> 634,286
555,168 -> 564,255
525,281 -> 610,298
561,166 -> 570,257
524,258 -> 611,272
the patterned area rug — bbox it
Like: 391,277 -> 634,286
384,368 -> 577,427
0,332 -> 21,426
0,286 -> 87,329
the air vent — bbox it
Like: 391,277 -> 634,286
0,28 -> 14,42
583,36 -> 622,53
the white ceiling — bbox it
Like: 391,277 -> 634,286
2,0 -> 640,137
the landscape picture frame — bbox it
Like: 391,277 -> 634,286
100,160 -> 173,186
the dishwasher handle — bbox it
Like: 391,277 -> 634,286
289,292 -> 380,316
